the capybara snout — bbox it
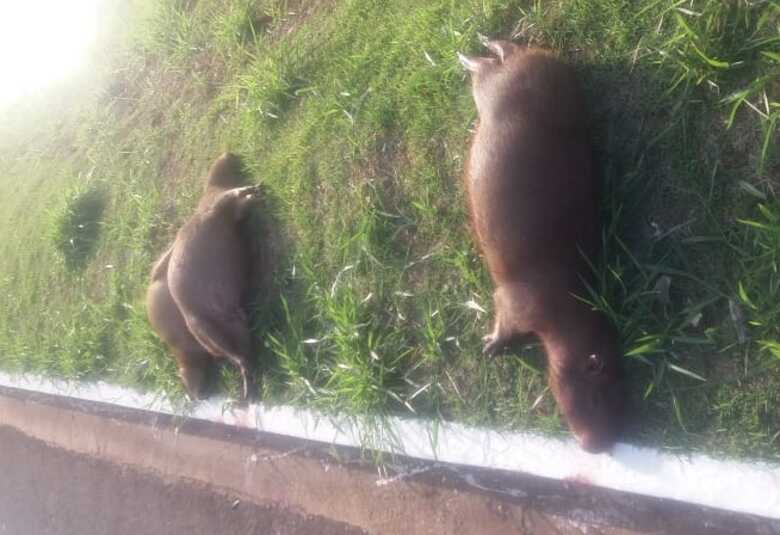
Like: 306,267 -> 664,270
462,40 -> 627,452
550,344 -> 626,453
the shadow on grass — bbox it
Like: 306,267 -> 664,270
52,185 -> 109,272
574,55 -> 780,452
240,171 -> 299,398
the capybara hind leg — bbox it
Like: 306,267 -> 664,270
225,352 -> 255,401
176,350 -> 211,400
149,246 -> 173,282
184,314 -> 254,400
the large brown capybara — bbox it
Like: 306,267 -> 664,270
146,153 -> 260,400
459,41 -> 626,452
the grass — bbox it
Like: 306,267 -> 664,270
0,0 -> 778,460
50,181 -> 109,272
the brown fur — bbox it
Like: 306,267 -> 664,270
146,246 -> 211,398
197,152 -> 248,209
460,41 -> 626,452
146,153 -> 259,400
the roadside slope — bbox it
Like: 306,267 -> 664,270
0,0 -> 777,459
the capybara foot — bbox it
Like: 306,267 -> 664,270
240,370 -> 258,402
230,358 -> 256,402
483,330 -> 536,357
230,184 -> 264,221
234,184 -> 263,199
482,333 -> 508,357
179,364 -> 208,401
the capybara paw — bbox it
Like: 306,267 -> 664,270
482,334 -> 506,357
234,184 -> 263,198
238,370 -> 256,402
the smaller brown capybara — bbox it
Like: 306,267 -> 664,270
460,41 -> 626,452
146,153 -> 260,400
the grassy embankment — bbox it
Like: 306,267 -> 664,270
0,0 -> 778,458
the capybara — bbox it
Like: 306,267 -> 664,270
460,41 -> 626,452
146,153 -> 259,400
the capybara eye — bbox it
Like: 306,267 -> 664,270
585,353 -> 604,375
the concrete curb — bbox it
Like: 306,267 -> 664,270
1,372 -> 779,530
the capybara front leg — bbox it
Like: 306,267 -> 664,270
482,285 -> 534,357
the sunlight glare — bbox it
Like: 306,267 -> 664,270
0,0 -> 102,105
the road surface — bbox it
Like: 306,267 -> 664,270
0,425 -> 365,535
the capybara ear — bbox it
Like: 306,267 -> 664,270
484,40 -> 519,63
457,52 -> 497,73
206,152 -> 246,190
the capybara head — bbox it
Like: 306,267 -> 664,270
548,333 -> 626,453
459,40 -> 584,127
205,152 -> 246,191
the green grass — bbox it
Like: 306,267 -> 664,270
0,0 -> 778,460
50,181 -> 109,272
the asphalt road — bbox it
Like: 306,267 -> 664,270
2,387 -> 777,535
0,425 -> 365,535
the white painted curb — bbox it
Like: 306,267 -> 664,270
1,371 -> 778,519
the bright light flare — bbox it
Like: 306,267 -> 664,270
0,0 -> 101,105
